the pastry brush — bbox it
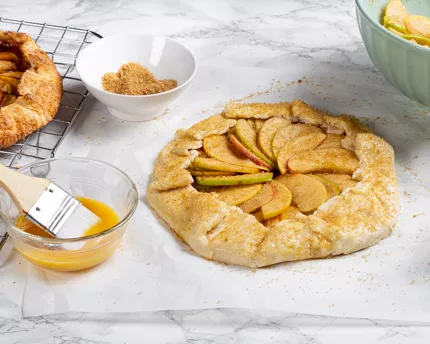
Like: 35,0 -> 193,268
0,164 -> 100,239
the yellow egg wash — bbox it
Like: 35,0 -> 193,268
14,197 -> 121,272
16,196 -> 119,238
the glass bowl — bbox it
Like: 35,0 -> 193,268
1,158 -> 138,272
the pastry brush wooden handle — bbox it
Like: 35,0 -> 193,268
0,164 -> 50,213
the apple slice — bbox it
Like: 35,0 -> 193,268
277,132 -> 327,174
254,119 -> 265,132
258,117 -> 290,161
192,183 -> 216,190
261,180 -> 292,220
1,94 -> 16,106
229,133 -> 273,170
211,184 -> 262,206
246,119 -> 265,132
246,119 -> 257,131
271,124 -> 322,158
383,0 -> 409,34
235,119 -> 275,167
316,134 -> 344,150
288,148 -> 359,174
0,61 -> 16,72
189,170 -> 236,176
0,52 -> 19,63
312,173 -> 357,192
405,15 -> 430,38
193,157 -> 260,174
284,206 -> 301,220
264,212 -> 287,228
0,75 -> 19,88
310,174 -> 340,199
402,33 -> 430,46
264,205 -> 301,227
203,135 -> 265,170
264,205 -> 302,228
0,80 -> 12,94
275,174 -> 327,212
238,183 -> 273,213
196,148 -> 209,158
196,172 -> 273,186
0,71 -> 24,79
388,27 -> 404,37
252,210 -> 264,223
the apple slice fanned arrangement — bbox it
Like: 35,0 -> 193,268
0,51 -> 26,107
187,107 -> 359,228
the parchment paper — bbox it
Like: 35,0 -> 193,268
6,62 -> 430,320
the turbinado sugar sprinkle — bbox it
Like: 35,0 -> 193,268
102,62 -> 177,95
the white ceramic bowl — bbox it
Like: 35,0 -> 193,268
75,33 -> 197,121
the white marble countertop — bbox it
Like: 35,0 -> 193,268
1,0 -> 430,343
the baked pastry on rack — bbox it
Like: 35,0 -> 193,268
0,31 -> 62,148
147,100 -> 399,268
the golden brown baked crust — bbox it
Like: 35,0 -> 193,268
0,31 -> 62,148
147,100 -> 399,268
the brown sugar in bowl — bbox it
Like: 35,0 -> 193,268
76,33 -> 197,122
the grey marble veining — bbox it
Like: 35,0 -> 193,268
2,309 -> 430,343
1,0 -> 430,343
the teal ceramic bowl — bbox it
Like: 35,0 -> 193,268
356,0 -> 430,106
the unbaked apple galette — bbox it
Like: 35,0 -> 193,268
147,100 -> 398,268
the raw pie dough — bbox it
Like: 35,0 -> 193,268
0,31 -> 62,148
147,100 -> 398,268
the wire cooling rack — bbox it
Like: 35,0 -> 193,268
0,18 -> 102,250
